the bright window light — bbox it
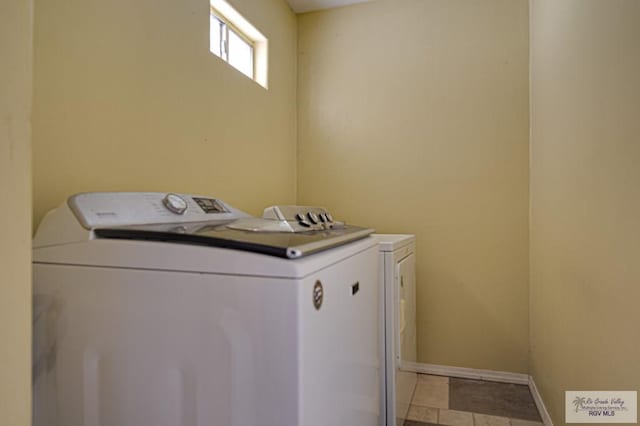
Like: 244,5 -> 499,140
210,15 -> 223,57
209,0 -> 268,88
228,29 -> 253,78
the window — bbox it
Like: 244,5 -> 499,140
210,0 -> 268,88
210,14 -> 253,79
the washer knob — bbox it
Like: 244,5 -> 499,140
307,212 -> 319,224
163,193 -> 188,215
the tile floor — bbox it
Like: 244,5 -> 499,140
404,374 -> 543,426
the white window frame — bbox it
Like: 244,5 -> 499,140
210,11 -> 254,77
210,0 -> 268,88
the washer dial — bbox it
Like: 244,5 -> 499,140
162,193 -> 188,215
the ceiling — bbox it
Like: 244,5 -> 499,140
287,0 -> 372,14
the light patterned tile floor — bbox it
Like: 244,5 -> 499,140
439,409 -> 474,426
404,374 -> 544,426
473,413 -> 511,426
510,420 -> 545,426
407,405 -> 438,423
412,375 -> 449,409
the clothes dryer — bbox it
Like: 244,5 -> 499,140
374,234 -> 417,426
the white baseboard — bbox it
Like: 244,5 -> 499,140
528,376 -> 554,426
401,361 -> 529,385
401,362 -> 554,425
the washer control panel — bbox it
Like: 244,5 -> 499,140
262,205 -> 340,232
192,197 -> 228,214
68,192 -> 247,229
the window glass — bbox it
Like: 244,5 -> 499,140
209,15 -> 223,58
228,29 -> 253,78
208,0 -> 267,88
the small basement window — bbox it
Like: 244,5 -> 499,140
210,0 -> 268,88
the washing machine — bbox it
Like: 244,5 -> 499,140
32,192 -> 380,426
373,235 -> 417,426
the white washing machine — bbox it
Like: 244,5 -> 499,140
32,192 -> 380,426
373,235 -> 417,426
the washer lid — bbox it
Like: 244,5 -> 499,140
94,222 -> 374,259
33,192 -> 375,259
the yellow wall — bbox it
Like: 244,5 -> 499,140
33,0 -> 297,225
530,0 -> 640,423
0,0 -> 33,423
297,0 -> 530,372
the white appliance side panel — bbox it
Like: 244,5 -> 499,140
383,251 -> 398,426
378,251 -> 387,426
397,252 -> 417,364
383,241 -> 417,426
298,246 -> 380,426
395,252 -> 417,424
33,265 -> 299,426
